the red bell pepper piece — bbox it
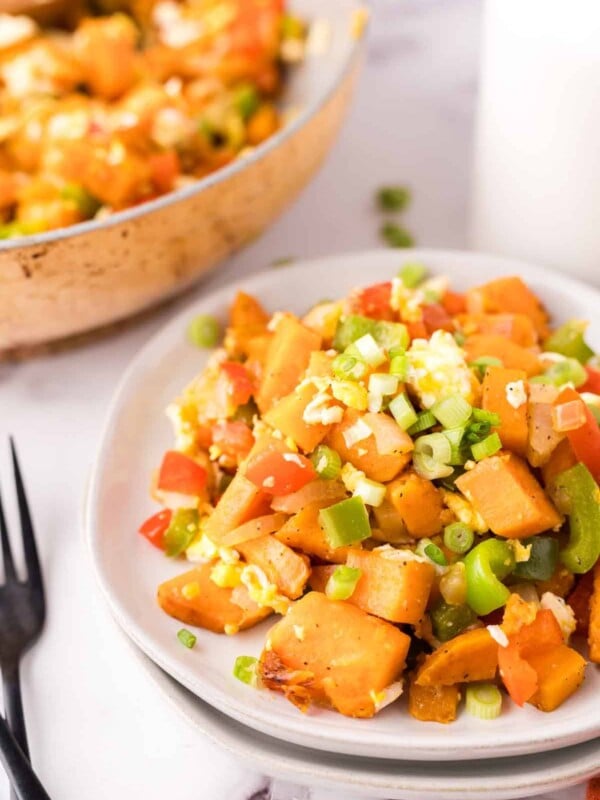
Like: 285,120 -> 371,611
554,387 -> 600,482
587,777 -> 600,800
138,509 -> 172,550
422,303 -> 455,334
582,365 -> 600,394
157,451 -> 207,496
349,282 -> 394,321
245,450 -> 316,495
220,361 -> 255,406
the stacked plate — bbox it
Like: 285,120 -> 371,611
86,250 -> 600,800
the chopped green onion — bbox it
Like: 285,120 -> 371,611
431,396 -> 472,429
233,83 -> 260,120
187,314 -> 221,348
389,393 -> 418,430
376,185 -> 411,212
311,445 -> 342,480
443,427 -> 468,465
513,536 -> 558,581
416,538 -> 447,566
353,476 -> 386,507
407,410 -> 437,436
325,565 -> 362,600
443,522 -> 474,554
413,433 -> 453,480
471,432 -> 502,461
469,356 -> 503,379
381,221 -> 414,249
431,600 -> 476,642
398,262 -> 427,288
332,315 -> 376,351
319,496 -> 372,548
543,320 -> 595,364
372,321 -> 410,353
349,333 -> 386,367
369,373 -> 399,396
454,331 -> 466,346
271,256 -> 295,268
471,408 -> 501,426
540,358 -> 587,388
233,655 -> 259,686
464,420 -> 492,444
177,628 -> 197,649
332,353 -> 367,381
465,683 -> 502,720
164,509 -> 200,557
389,353 -> 408,380
60,183 -> 101,218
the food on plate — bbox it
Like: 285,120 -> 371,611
138,265 -> 600,720
0,0 -> 305,238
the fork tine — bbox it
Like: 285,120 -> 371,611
0,487 -> 17,582
9,438 -> 43,589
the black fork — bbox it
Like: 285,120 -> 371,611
0,440 -> 51,800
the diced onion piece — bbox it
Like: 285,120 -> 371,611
471,432 -> 502,461
407,410 -> 437,436
325,565 -> 362,600
465,683 -> 503,720
552,399 -> 587,432
389,393 -> 418,431
342,418 -> 372,448
431,395 -> 472,429
368,373 -> 399,396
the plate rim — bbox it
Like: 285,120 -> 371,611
85,247 -> 600,762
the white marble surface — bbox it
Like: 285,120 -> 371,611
0,1 -> 589,798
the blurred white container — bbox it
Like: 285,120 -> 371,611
469,0 -> 600,285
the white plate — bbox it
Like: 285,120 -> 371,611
131,637 -> 600,800
86,249 -> 600,762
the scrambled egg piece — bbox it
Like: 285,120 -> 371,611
241,565 -> 290,615
441,489 -> 488,534
406,331 -> 474,409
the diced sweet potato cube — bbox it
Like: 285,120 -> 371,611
387,471 -> 444,538
325,408 -> 412,483
458,313 -> 539,348
455,452 -> 562,538
416,628 -> 498,686
482,366 -> 529,457
541,439 -> 577,494
464,334 -> 542,377
259,592 -> 410,717
345,549 -> 435,624
566,571 -> 594,636
527,644 -> 587,711
589,561 -> 600,664
256,314 -> 321,413
308,565 -> 336,592
237,535 -> 310,599
466,277 -> 549,338
408,677 -> 461,723
203,472 -> 271,543
263,382 -> 333,452
274,502 -> 354,563
157,564 -> 270,634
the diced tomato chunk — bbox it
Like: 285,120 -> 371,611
157,450 -> 207,496
245,450 -> 316,495
149,150 -> 180,194
422,303 -> 455,334
349,282 -> 394,320
139,509 -> 172,549
441,290 -> 467,316
582,365 -> 600,394
220,361 -> 255,406
212,421 -> 255,460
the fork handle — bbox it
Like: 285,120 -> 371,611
0,714 -> 51,800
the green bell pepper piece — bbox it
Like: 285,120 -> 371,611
554,463 -> 600,574
164,508 -> 200,557
513,536 -> 559,581
543,320 -> 595,364
464,538 -> 515,615
431,601 -> 477,642
319,496 -> 371,548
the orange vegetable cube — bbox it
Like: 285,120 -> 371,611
416,628 -> 499,686
408,678 -> 461,723
589,561 -> 600,664
263,382 -> 334,452
455,452 -> 562,538
275,502 -> 353,564
237,535 -> 310,599
387,471 -> 444,538
157,564 -> 270,634
482,366 -> 529,457
527,644 -> 587,712
466,277 -> 549,338
259,592 -> 410,717
464,334 -> 542,377
203,472 -> 271,543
